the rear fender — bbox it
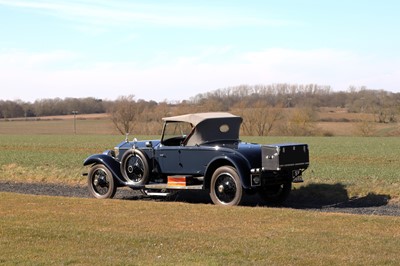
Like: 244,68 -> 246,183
205,154 -> 251,189
83,154 -> 125,186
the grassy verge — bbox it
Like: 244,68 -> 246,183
1,193 -> 399,265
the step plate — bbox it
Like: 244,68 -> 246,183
145,184 -> 203,190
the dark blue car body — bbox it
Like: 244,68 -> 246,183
84,112 -> 309,206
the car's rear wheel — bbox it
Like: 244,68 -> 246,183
258,182 -> 292,205
210,166 -> 243,206
120,149 -> 149,186
88,164 -> 116,199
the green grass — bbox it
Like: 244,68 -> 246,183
1,192 -> 399,265
0,134 -> 399,199
0,135 -> 119,183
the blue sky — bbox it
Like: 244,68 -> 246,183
0,0 -> 399,102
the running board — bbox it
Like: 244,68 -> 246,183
144,191 -> 171,197
144,184 -> 204,190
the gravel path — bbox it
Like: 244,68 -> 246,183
1,181 -> 399,217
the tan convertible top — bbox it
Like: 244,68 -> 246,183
162,112 -> 240,126
162,112 -> 243,146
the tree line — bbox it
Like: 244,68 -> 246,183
0,97 -> 108,119
191,84 -> 399,115
107,85 -> 399,137
2,84 -> 399,119
1,84 -> 399,136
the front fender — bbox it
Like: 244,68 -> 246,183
205,153 -> 252,189
83,154 -> 125,186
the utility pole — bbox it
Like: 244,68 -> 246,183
72,111 -> 78,134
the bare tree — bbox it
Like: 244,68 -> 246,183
356,115 -> 376,136
254,103 -> 282,136
372,90 -> 398,123
278,107 -> 317,136
234,101 -> 282,136
0,100 -> 24,118
109,95 -> 141,135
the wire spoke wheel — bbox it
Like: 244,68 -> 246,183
215,174 -> 237,203
125,155 -> 145,182
121,150 -> 149,186
210,166 -> 242,206
88,164 -> 116,199
93,169 -> 109,194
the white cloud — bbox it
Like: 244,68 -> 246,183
1,48 -> 399,102
0,0 -> 293,30
0,50 -> 78,69
238,48 -> 400,91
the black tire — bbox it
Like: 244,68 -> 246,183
210,166 -> 243,206
258,182 -> 292,205
88,164 -> 117,199
120,149 -> 150,186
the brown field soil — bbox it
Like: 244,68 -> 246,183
0,108 -> 398,136
2,113 -> 109,121
43,113 -> 110,120
316,121 -> 399,136
317,108 -> 375,121
316,108 -> 399,136
0,115 -> 117,135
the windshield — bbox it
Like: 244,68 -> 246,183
161,122 -> 193,146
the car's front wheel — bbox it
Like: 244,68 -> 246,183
210,166 -> 243,206
88,164 -> 117,199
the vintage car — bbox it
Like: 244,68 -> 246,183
83,112 -> 309,206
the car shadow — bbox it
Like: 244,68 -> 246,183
117,188 -> 213,204
284,183 -> 391,209
117,183 -> 391,209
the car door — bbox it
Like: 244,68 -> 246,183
178,146 -> 214,175
155,145 -> 182,175
156,145 -> 214,175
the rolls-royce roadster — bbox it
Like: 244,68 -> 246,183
83,112 -> 309,206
